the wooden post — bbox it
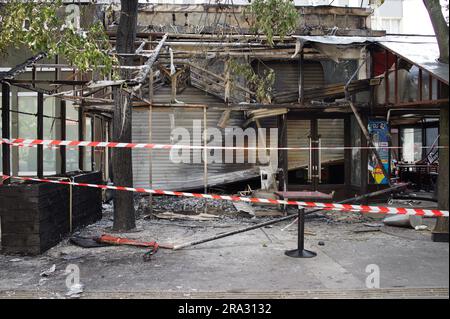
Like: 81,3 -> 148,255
32,65 -> 36,88
78,79 -> 85,171
418,68 -> 423,101
429,74 -> 433,100
311,119 -> 319,190
344,116 -> 351,190
394,56 -> 399,104
11,86 -> 18,176
360,112 -> 368,202
171,73 -> 177,103
370,51 -> 376,109
2,84 -> 11,183
91,116 -> 95,171
277,114 -> 288,192
203,106 -> 208,214
37,92 -> 44,178
55,54 -> 66,175
384,49 -> 390,105
148,68 -> 154,215
298,53 -> 304,104
60,100 -> 66,174
224,57 -> 231,103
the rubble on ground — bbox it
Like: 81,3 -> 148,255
135,195 -> 238,215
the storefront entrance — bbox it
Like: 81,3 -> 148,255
287,115 -> 348,197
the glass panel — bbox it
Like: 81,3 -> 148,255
423,126 -> 439,164
18,96 -> 37,176
84,116 -> 92,171
287,120 -> 311,185
318,119 -> 345,184
43,97 -> 57,175
401,128 -> 422,162
426,126 -> 439,154
66,101 -> 79,172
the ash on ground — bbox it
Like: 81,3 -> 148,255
135,195 -> 238,215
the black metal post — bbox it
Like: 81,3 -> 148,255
2,83 -> 11,183
60,100 -> 66,174
78,103 -> 84,171
37,92 -> 44,178
285,208 -> 316,258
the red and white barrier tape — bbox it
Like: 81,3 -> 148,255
1,175 -> 447,217
1,137 -> 448,151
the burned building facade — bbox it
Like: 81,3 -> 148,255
1,2 -> 448,253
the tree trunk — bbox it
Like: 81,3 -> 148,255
432,104 -> 449,242
423,0 -> 449,64
112,0 -> 138,231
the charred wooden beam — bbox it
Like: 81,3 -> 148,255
37,93 -> 44,178
128,33 -> 168,88
2,83 -> 11,183
60,100 -> 67,175
7,79 -> 88,85
0,52 -> 47,81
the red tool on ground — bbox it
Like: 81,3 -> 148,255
96,234 -> 161,261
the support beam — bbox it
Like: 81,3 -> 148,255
170,73 -> 178,103
148,66 -> 154,215
37,92 -> 44,178
11,86 -> 18,176
277,114 -> 288,192
60,100 -> 66,174
129,33 -> 168,89
78,101 -> 85,171
394,56 -> 399,104
344,116 -> 351,189
203,106 -> 208,195
298,53 -> 304,104
2,84 -> 11,183
418,69 -> 423,101
224,58 -> 231,103
0,52 -> 46,81
429,74 -> 433,100
384,49 -> 390,104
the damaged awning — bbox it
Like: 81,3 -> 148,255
293,35 -> 448,85
377,38 -> 449,85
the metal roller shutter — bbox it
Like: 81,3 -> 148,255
256,61 -> 325,93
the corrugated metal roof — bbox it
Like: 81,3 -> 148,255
293,35 -> 448,85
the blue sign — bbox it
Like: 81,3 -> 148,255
368,120 -> 389,185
